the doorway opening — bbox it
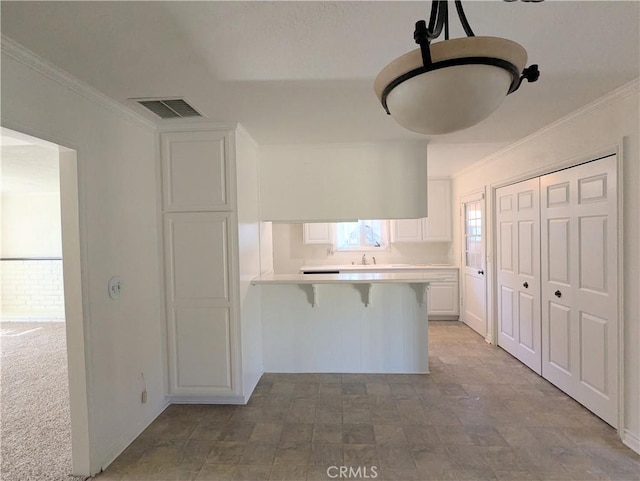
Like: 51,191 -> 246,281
1,127 -> 89,479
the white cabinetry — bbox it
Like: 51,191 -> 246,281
160,126 -> 262,402
303,223 -> 333,244
164,212 -> 234,395
391,219 -> 424,243
391,179 -> 451,243
161,130 -> 231,212
423,178 -> 452,242
427,269 -> 459,319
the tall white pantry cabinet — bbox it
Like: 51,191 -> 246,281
160,125 -> 263,403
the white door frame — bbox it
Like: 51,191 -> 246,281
1,126 -> 91,475
487,142 -> 625,439
460,189 -> 488,339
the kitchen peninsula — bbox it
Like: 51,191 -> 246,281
252,269 -> 454,374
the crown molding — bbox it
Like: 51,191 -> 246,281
1,34 -> 157,132
454,77 -> 640,179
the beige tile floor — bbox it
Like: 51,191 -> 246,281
93,322 -> 640,481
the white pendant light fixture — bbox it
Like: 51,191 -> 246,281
374,0 -> 540,135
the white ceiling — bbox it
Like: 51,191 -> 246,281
1,1 -> 638,155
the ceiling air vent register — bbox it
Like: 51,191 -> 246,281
132,98 -> 202,119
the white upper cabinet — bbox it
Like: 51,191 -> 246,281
390,218 -> 424,243
391,178 -> 452,243
161,130 -> 231,212
423,178 -> 452,242
303,223 -> 333,244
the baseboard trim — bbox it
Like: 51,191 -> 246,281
623,429 -> 640,454
167,395 -> 247,405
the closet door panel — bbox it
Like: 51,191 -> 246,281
548,302 -> 571,374
500,286 -> 515,339
547,218 -> 571,285
496,178 -> 541,374
518,291 -> 535,352
541,155 -> 618,427
579,216 -> 608,293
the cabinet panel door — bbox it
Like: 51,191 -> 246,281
423,179 -> 452,242
172,306 -> 232,391
169,217 -> 229,301
391,219 -> 423,243
427,281 -> 459,318
161,130 -> 230,211
303,223 -> 333,244
164,212 -> 236,396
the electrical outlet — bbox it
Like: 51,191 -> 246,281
108,276 -> 122,299
141,389 -> 147,404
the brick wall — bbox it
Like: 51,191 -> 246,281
1,259 -> 65,320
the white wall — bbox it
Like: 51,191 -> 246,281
271,222 -> 451,274
1,192 -> 62,257
451,81 -> 640,451
1,42 -> 166,474
259,141 -> 428,222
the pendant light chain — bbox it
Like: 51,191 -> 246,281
454,0 -> 475,37
416,0 -> 476,67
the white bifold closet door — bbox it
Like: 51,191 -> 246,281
496,154 -> 618,427
496,178 -> 542,374
541,155 -> 618,427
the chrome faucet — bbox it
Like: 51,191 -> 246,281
361,254 -> 367,265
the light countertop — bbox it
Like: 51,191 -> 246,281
298,264 -> 457,273
251,272 -> 453,285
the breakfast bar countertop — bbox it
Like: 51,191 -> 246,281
297,263 -> 457,273
251,271 -> 452,285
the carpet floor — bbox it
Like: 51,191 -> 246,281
1,322 -> 72,481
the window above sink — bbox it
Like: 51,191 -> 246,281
302,220 -> 390,252
334,220 -> 389,252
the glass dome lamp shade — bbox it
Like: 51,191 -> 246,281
374,1 -> 540,135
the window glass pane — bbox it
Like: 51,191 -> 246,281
334,220 -> 388,251
336,222 -> 359,249
464,199 -> 483,268
361,220 -> 383,247
465,252 -> 479,269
